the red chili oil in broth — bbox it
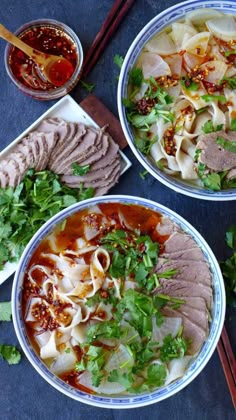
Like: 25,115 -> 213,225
22,203 -> 169,393
8,25 -> 78,91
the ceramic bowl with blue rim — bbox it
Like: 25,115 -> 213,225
117,0 -> 236,201
12,195 -> 225,408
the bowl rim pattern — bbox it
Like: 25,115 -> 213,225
12,194 -> 225,408
117,0 -> 236,201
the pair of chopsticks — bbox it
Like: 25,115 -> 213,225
217,325 -> 236,409
82,0 -> 135,77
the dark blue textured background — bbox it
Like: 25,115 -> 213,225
0,1 -> 235,418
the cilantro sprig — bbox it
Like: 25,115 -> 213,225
220,226 -> 236,307
100,230 -> 159,292
0,301 -> 21,365
0,169 -> 94,270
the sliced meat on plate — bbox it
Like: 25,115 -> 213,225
155,258 -> 212,286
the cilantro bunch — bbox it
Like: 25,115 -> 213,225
0,169 -> 94,270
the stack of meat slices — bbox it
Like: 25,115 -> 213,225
0,118 -> 121,196
155,218 -> 213,355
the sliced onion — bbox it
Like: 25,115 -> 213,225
152,316 -> 182,345
186,8 -> 223,25
146,32 -> 176,55
200,60 -> 227,83
50,346 -> 77,375
78,371 -> 126,395
138,52 -> 171,79
206,16 -> 236,42
105,343 -> 134,373
182,32 -> 211,57
170,23 -> 197,51
165,355 -> 193,385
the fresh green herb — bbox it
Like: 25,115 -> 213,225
230,118 -> 236,131
156,268 -> 178,279
220,76 -> 236,90
194,149 -> 201,162
65,348 -> 71,354
146,363 -> 167,387
108,369 -> 133,388
72,162 -> 90,176
114,289 -> 154,338
129,68 -> 143,87
86,320 -> 122,343
113,54 -> 124,69
201,120 -> 223,134
180,76 -> 199,91
216,136 -> 236,154
154,294 -> 185,310
197,163 -> 222,191
224,50 -> 236,57
85,290 -> 119,307
160,334 -> 188,362
0,344 -> 21,365
196,107 -> 208,115
226,225 -> 236,249
135,135 -> 157,155
201,94 -> 227,103
0,301 -> 11,321
145,77 -> 173,104
75,345 -> 106,386
139,170 -> 149,180
0,170 -> 95,270
156,160 -> 164,170
80,80 -> 96,92
100,230 -> 158,292
220,226 -> 236,306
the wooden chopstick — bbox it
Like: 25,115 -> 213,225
217,326 -> 236,409
82,0 -> 135,77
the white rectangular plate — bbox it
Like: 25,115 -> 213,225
0,95 -> 132,285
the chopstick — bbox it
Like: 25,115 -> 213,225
82,0 -> 135,77
217,326 -> 236,409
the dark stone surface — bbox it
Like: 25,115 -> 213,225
0,0 -> 235,418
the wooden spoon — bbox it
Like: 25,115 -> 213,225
0,23 -> 75,86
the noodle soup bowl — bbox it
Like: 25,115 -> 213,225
12,195 -> 225,408
117,0 -> 236,201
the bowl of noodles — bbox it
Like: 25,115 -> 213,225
117,0 -> 236,200
12,195 -> 225,407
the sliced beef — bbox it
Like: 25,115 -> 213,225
87,138 -> 119,171
156,216 -> 180,236
36,117 -> 66,132
196,130 -> 236,171
49,123 -> 86,171
7,151 -> 28,176
62,133 -> 110,175
62,159 -> 120,189
155,258 -> 212,286
155,278 -> 212,309
161,306 -> 207,354
94,166 -> 120,196
51,126 -> 101,174
15,143 -> 35,167
0,159 -> 21,187
226,167 -> 236,180
172,302 -> 209,332
0,170 -> 9,188
163,232 -> 199,254
161,247 -> 205,261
